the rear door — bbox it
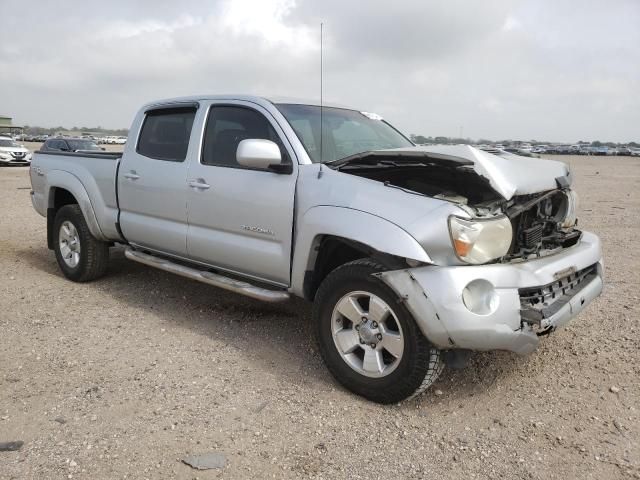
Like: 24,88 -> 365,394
117,104 -> 197,257
185,101 -> 297,286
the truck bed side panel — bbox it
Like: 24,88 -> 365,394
31,152 -> 123,242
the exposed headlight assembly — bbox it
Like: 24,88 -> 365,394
449,216 -> 513,264
560,189 -> 578,228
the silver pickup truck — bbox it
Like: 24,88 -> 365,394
30,95 -> 603,403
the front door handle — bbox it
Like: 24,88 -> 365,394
188,179 -> 211,190
123,171 -> 140,180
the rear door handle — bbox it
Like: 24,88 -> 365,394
123,171 -> 140,180
188,179 -> 211,190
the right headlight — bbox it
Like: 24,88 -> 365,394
560,189 -> 578,228
448,215 -> 513,264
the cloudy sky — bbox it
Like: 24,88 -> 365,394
1,0 -> 638,142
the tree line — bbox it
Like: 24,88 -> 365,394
409,134 -> 639,147
22,125 -> 129,136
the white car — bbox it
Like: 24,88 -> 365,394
0,136 -> 32,166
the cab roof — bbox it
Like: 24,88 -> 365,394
141,94 -> 355,111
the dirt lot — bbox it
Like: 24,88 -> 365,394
1,155 -> 638,479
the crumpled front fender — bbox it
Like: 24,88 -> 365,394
290,205 -> 431,296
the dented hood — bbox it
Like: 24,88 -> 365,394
345,145 -> 571,200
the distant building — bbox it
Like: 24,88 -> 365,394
0,114 -> 24,136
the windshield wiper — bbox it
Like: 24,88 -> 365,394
324,151 -> 380,168
325,150 -> 473,170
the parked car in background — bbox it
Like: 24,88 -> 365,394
556,145 -> 568,154
40,137 -> 105,153
503,146 -> 538,158
593,146 -> 609,156
630,148 -> 640,157
0,136 -> 33,165
543,145 -> 557,154
531,145 -> 547,154
104,136 -> 127,144
616,147 -> 632,156
516,143 -> 533,154
29,95 -> 603,404
578,145 -> 592,155
81,134 -> 100,143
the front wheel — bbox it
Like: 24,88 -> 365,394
53,204 -> 109,282
313,259 -> 444,404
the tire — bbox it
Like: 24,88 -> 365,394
53,204 -> 109,282
313,258 -> 444,404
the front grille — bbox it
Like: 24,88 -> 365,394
520,264 -> 597,308
519,263 -> 598,328
11,152 -> 25,158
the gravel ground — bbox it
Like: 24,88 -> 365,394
1,155 -> 638,479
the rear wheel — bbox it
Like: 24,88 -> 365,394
313,259 -> 444,404
53,204 -> 109,282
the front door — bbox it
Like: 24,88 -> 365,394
186,101 -> 297,286
118,105 -> 197,257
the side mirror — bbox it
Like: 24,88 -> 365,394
236,139 -> 291,173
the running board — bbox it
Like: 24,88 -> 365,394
124,248 -> 290,303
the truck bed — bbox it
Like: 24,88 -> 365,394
30,150 -> 124,242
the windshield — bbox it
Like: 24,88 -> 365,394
0,139 -> 20,147
67,140 -> 100,151
276,104 -> 413,163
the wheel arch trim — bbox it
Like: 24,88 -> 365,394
45,170 -> 107,242
290,206 -> 432,296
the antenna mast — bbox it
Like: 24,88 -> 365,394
320,22 -> 323,163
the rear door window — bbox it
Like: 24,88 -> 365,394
137,106 -> 197,162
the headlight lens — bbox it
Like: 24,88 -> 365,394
449,216 -> 513,264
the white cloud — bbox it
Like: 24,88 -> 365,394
99,15 -> 201,40
502,15 -> 522,32
221,0 -> 314,50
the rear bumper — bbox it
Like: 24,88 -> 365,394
379,231 -> 603,355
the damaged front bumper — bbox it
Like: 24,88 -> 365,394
378,231 -> 603,355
